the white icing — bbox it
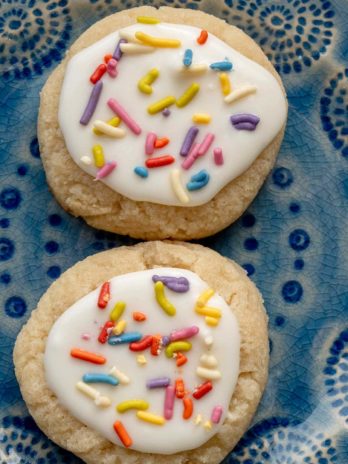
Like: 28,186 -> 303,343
44,268 -> 240,454
59,23 -> 287,206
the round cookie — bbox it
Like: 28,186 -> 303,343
38,6 -> 287,240
14,241 -> 269,464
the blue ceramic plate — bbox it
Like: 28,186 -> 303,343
1,0 -> 348,462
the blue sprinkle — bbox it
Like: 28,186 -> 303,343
210,61 -> 233,71
134,166 -> 148,178
187,170 -> 210,191
108,332 -> 142,345
82,373 -> 119,386
183,49 -> 193,67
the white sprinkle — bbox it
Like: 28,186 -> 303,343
76,381 -> 111,407
200,353 -> 218,368
170,169 -> 190,204
119,29 -> 142,43
224,85 -> 257,104
109,366 -> 130,384
93,120 -> 126,138
196,366 -> 222,380
120,43 -> 155,54
194,414 -> 203,425
80,156 -> 92,165
179,63 -> 208,74
204,335 -> 214,347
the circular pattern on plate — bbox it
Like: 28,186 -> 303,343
320,68 -> 348,158
227,416 -> 338,463
324,329 -> 348,426
222,0 -> 334,74
0,187 -> 22,211
0,415 -> 75,464
4,296 -> 27,318
0,0 -> 72,80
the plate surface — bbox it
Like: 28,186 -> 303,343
1,0 -> 348,463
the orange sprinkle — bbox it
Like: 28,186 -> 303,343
113,421 -> 133,448
183,397 -> 193,419
175,378 -> 185,399
70,348 -> 106,365
104,54 -> 113,63
154,137 -> 170,149
197,30 -> 208,45
176,352 -> 188,367
133,311 -> 147,322
151,334 -> 162,356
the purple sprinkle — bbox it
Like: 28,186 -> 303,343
80,81 -> 103,125
230,113 -> 260,125
162,108 -> 171,117
146,377 -> 171,389
180,126 -> 199,157
233,121 -> 258,131
152,275 -> 190,293
113,38 -> 127,61
162,335 -> 170,346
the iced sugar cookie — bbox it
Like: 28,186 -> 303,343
38,6 -> 287,240
14,241 -> 268,464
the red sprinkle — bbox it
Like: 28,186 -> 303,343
197,30 -> 208,45
175,378 -> 185,399
129,335 -> 153,352
145,155 -> 175,168
154,137 -> 170,149
176,352 -> 188,367
104,54 -> 113,64
151,334 -> 162,356
97,282 -> 110,309
90,63 -> 107,84
133,311 -> 147,322
98,320 -> 114,344
193,381 -> 213,400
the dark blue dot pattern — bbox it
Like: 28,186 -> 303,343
223,0 -> 335,74
0,218 -> 10,228
272,167 -> 293,188
282,280 -> 303,303
30,137 -> 41,158
0,187 -> 22,210
290,202 -> 301,213
48,214 -> 62,227
0,272 -> 11,284
5,296 -> 27,318
47,266 -> 61,279
44,241 -> 59,254
244,237 -> 258,251
226,417 -> 338,463
289,229 -> 310,251
242,263 -> 255,276
324,329 -> 348,425
0,237 -> 15,261
0,415 -> 76,463
0,0 -> 72,80
320,69 -> 348,158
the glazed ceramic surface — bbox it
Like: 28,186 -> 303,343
1,0 -> 348,463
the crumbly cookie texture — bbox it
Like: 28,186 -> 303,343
38,6 -> 287,240
14,241 -> 269,464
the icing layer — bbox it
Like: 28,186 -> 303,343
44,268 -> 240,454
59,22 -> 287,207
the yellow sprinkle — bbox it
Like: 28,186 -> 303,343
154,281 -> 176,316
93,116 -> 121,135
196,288 -> 214,308
192,113 -> 211,124
194,414 -> 203,425
117,399 -> 149,413
92,144 -> 105,168
136,410 -> 165,425
203,420 -> 212,430
136,354 -> 147,365
165,340 -> 192,358
120,43 -> 155,54
113,319 -> 127,335
219,72 -> 231,96
195,306 -> 221,319
170,169 -> 190,204
224,85 -> 257,104
93,120 -> 126,138
176,83 -> 200,108
205,316 -> 219,326
138,68 -> 159,95
109,301 -> 126,322
147,95 -> 176,115
137,16 -> 160,24
135,31 -> 181,48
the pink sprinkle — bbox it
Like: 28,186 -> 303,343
107,98 -> 141,135
95,161 -> 117,180
170,326 -> 199,342
81,333 -> 91,340
145,132 -> 156,155
107,58 -> 118,78
164,385 -> 175,420
211,405 -> 223,424
197,133 -> 215,157
181,143 -> 200,170
213,147 -> 224,165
